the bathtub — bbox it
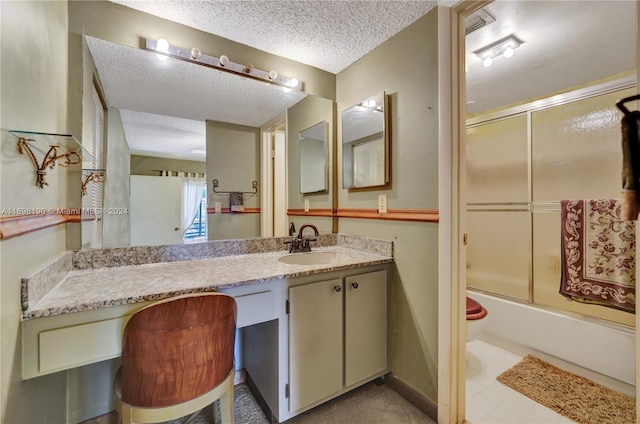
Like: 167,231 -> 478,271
468,291 -> 636,387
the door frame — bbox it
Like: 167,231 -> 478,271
260,114 -> 287,237
439,2 -> 491,422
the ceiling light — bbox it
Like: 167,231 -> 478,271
473,34 -> 524,67
145,39 -> 303,92
503,47 -> 515,58
362,99 -> 377,108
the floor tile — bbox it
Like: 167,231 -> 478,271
465,339 -> 576,424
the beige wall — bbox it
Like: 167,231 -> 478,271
336,9 -> 440,403
286,95 -> 336,234
0,1 -> 71,422
206,121 -> 261,239
102,108 -> 131,248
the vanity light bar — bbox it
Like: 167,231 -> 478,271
145,38 -> 303,91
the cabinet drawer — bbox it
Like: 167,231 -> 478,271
234,291 -> 275,328
38,317 -> 128,374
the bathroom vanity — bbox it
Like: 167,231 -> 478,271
20,234 -> 392,423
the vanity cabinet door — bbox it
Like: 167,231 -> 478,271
288,278 -> 343,413
345,270 -> 388,387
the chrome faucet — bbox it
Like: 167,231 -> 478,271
284,223 -> 319,253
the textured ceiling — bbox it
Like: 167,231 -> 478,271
92,1 -> 637,159
110,0 -> 438,74
87,36 -> 306,159
120,110 -> 206,162
465,1 -> 636,114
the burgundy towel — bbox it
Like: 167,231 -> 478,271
560,199 -> 635,313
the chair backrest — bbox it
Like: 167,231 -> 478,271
120,292 -> 237,407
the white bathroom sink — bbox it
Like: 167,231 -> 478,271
278,252 -> 353,266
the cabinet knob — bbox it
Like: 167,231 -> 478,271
334,285 -> 342,292
352,282 -> 359,289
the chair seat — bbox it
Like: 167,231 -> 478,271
114,293 -> 237,424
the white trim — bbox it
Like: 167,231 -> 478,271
437,5 -> 459,424
260,130 -> 273,237
440,2 -> 492,423
466,75 -> 636,127
260,114 -> 286,237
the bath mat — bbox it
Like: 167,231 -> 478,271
497,355 -> 635,424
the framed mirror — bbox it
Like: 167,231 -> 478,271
342,91 -> 389,189
299,121 -> 328,193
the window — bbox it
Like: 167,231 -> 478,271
183,185 -> 207,241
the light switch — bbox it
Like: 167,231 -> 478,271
304,199 -> 310,212
214,202 -> 222,213
378,195 -> 387,214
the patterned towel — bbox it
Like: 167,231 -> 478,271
560,199 -> 636,313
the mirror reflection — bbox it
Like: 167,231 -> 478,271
82,36 -> 332,248
299,121 -> 328,193
342,92 -> 389,189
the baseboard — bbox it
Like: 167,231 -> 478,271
384,373 -> 438,422
235,368 -> 247,385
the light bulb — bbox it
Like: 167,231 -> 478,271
482,57 -> 493,67
156,38 -> 170,61
503,47 -> 515,58
219,55 -> 229,67
190,48 -> 201,60
362,99 -> 376,108
268,70 -> 278,80
288,77 -> 299,88
156,38 -> 169,52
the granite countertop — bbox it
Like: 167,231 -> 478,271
23,245 -> 392,319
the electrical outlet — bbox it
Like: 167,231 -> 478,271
214,202 -> 222,213
378,195 -> 387,214
304,199 -> 310,212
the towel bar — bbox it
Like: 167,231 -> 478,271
211,179 -> 258,195
616,94 -> 640,116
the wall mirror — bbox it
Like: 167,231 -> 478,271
299,121 -> 328,193
81,36 -> 333,248
342,92 -> 389,189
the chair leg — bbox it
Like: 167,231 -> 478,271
204,401 -> 219,423
219,381 -> 234,424
120,405 -> 135,424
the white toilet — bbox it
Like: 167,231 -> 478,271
466,296 -> 487,343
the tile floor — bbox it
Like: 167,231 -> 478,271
465,339 -> 575,424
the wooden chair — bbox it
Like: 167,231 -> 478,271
114,293 -> 237,424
